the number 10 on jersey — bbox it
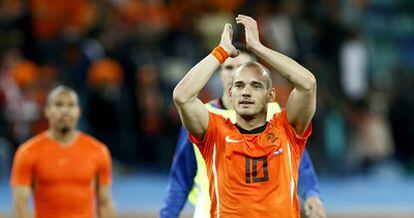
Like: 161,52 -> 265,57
245,156 -> 269,183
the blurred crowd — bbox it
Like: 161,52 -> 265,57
0,0 -> 413,178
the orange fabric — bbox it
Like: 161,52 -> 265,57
10,131 -> 112,218
189,109 -> 312,218
211,46 -> 229,64
87,58 -> 124,87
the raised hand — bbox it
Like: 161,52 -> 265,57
236,14 -> 261,50
219,23 -> 240,58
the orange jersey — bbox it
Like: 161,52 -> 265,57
10,131 -> 112,218
189,109 -> 312,218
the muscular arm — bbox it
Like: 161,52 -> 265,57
236,15 -> 317,135
12,186 -> 30,218
173,55 -> 220,140
97,184 -> 115,218
173,24 -> 239,140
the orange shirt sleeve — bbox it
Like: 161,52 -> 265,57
278,108 -> 312,156
10,146 -> 34,186
188,112 -> 221,159
97,145 -> 112,185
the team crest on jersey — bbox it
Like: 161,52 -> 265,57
266,131 -> 279,143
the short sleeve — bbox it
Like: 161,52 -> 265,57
188,112 -> 221,160
10,146 -> 34,186
98,146 -> 112,185
278,109 -> 312,154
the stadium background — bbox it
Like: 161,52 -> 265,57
0,0 -> 413,217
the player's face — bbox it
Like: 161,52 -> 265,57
220,53 -> 253,89
230,68 -> 271,117
45,91 -> 80,133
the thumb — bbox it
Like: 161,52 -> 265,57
229,48 -> 240,58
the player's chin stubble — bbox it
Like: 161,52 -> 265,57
59,126 -> 71,135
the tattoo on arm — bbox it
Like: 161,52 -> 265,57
284,74 -> 292,83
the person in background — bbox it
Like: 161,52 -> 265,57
161,27 -> 325,218
10,85 -> 115,218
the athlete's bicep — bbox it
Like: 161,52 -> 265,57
285,87 -> 316,136
175,98 -> 209,140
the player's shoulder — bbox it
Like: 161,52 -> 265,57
17,132 -> 49,153
208,111 -> 231,125
77,132 -> 109,153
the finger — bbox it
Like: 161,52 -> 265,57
236,20 -> 244,26
223,23 -> 230,33
236,17 -> 254,31
235,49 -> 241,56
237,14 -> 251,18
236,16 -> 248,22
229,24 -> 233,40
236,17 -> 248,23
238,14 -> 256,22
236,19 -> 250,30
225,23 -> 233,33
226,23 -> 232,30
241,16 -> 258,29
237,14 -> 251,19
237,14 -> 256,25
229,47 -> 239,58
235,18 -> 246,24
222,23 -> 232,40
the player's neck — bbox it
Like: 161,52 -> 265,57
235,113 -> 267,131
48,128 -> 78,146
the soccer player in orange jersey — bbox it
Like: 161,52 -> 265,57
10,86 -> 115,218
173,15 -> 317,218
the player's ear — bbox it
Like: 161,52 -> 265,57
229,87 -> 233,101
268,87 -> 276,102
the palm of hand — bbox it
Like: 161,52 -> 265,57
220,23 -> 239,57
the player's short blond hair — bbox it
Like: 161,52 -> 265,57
233,61 -> 272,89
